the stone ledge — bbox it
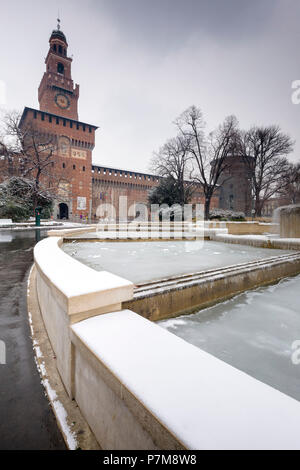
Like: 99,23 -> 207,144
124,252 -> 300,321
34,236 -> 134,315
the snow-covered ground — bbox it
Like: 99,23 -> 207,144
0,220 -> 90,231
160,275 -> 300,402
63,240 -> 290,283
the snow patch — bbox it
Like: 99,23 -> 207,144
160,318 -> 187,328
30,308 -> 78,450
52,400 -> 77,450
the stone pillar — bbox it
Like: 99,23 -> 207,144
279,205 -> 300,238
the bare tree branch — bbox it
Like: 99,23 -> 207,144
238,125 -> 294,216
0,110 -> 75,212
175,106 -> 240,219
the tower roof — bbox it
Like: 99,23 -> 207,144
50,29 -> 67,44
49,17 -> 67,45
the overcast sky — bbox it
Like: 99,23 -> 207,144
1,0 -> 300,172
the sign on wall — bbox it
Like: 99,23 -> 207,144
72,149 -> 87,159
58,181 -> 70,197
77,196 -> 87,210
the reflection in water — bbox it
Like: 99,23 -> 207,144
0,229 -> 45,250
35,229 -> 41,244
0,234 -> 13,243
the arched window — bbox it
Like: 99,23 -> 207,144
57,62 -> 64,74
53,44 -> 57,52
58,45 -> 62,54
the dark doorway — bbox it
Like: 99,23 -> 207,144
59,203 -> 69,220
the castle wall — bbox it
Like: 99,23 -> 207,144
91,165 -> 219,221
19,107 -> 96,219
92,166 -> 159,220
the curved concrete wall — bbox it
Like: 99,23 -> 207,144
34,236 -> 300,449
34,237 -> 134,395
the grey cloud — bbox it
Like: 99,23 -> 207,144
96,0 -> 278,50
1,0 -> 299,171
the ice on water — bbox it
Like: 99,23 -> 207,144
63,240 -> 289,283
160,275 -> 300,402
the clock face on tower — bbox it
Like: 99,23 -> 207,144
55,93 -> 70,109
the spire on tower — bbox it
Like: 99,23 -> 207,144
50,12 -> 67,45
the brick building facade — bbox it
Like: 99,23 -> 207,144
91,165 -> 220,220
19,25 -> 97,220
2,23 -> 252,220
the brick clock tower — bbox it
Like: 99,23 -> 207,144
19,21 -> 98,220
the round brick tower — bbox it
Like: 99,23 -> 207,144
218,154 -> 253,216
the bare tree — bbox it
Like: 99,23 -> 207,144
151,134 -> 195,205
0,111 -> 72,212
277,162 -> 300,205
239,125 -> 294,216
175,106 -> 239,219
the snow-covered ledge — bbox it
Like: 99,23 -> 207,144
0,218 -> 14,228
211,233 -> 300,250
34,237 -> 300,449
34,237 -> 133,395
71,310 -> 300,450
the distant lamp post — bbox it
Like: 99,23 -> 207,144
35,207 -> 42,227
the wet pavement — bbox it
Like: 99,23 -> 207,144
0,230 -> 66,450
